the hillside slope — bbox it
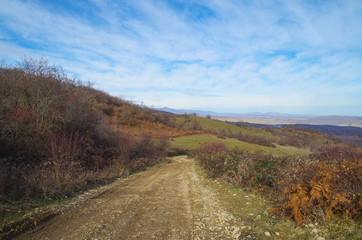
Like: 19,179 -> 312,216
171,115 -> 329,154
170,134 -> 309,156
0,58 -> 184,203
174,115 -> 271,136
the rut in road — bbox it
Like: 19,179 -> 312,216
15,156 -> 245,240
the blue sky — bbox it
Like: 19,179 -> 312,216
1,0 -> 362,116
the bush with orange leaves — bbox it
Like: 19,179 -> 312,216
192,142 -> 361,225
283,146 -> 361,225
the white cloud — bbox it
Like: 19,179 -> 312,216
0,0 -> 361,115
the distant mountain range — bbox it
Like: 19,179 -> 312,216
154,107 -> 218,116
154,107 -> 362,128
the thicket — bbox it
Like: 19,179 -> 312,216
0,58 -> 167,201
264,126 -> 327,150
227,131 -> 275,148
191,142 -> 361,225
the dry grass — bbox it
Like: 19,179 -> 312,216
195,157 -> 362,240
191,142 -> 362,227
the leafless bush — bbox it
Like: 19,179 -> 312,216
0,57 -> 169,201
191,142 -> 362,225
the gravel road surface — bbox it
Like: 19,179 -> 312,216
15,156 -> 244,240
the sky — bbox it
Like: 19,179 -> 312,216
1,0 -> 362,116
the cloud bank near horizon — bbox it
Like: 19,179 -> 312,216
1,0 -> 362,115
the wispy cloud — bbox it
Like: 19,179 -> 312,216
0,0 -> 361,115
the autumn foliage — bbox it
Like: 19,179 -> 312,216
0,58 -> 172,200
283,146 -> 361,225
191,142 -> 362,225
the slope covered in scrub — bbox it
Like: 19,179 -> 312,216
0,58 -> 182,202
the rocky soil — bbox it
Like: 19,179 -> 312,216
13,156 -> 248,240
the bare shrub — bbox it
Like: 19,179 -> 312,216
102,106 -> 115,117
0,57 -> 170,201
121,110 -> 136,126
191,120 -> 203,130
125,136 -> 167,173
168,147 -> 189,157
191,142 -> 362,225
47,131 -> 84,180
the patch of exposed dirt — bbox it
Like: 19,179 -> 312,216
13,156 -> 246,239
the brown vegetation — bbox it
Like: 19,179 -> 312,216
0,58 -> 175,201
265,126 -> 328,150
191,142 -> 362,225
283,145 -> 362,225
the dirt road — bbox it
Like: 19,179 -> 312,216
15,156 -> 245,240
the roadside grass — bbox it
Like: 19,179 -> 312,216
174,116 -> 271,136
0,197 -> 66,232
170,134 -> 308,156
194,159 -> 362,240
0,166 -> 127,232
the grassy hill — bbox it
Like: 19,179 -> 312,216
173,115 -> 271,136
290,124 -> 362,146
171,115 -> 328,154
170,134 -> 309,156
